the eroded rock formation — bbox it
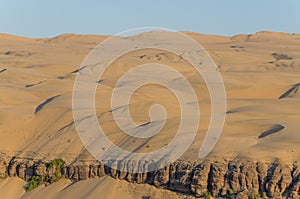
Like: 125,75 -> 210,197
0,157 -> 299,198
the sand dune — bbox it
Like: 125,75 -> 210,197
25,80 -> 46,88
0,31 -> 300,198
258,124 -> 285,138
17,176 -> 191,199
0,178 -> 26,199
0,68 -> 7,73
34,95 -> 61,114
279,82 -> 300,99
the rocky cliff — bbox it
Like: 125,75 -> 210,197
1,157 -> 299,198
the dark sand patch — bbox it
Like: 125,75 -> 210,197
35,95 -> 60,114
279,83 -> 300,99
0,68 -> 7,73
25,80 -> 46,88
258,124 -> 285,138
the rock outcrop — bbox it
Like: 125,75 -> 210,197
0,157 -> 299,198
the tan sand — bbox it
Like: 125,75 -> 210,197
0,31 -> 299,198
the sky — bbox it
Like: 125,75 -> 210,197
0,0 -> 299,38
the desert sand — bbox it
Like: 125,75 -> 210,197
0,31 -> 299,198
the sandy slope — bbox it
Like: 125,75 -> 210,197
0,31 -> 300,197
0,178 -> 26,198
0,177 -> 191,199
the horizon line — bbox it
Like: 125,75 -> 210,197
1,29 -> 299,40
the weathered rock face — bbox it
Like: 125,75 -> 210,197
0,159 -> 8,178
190,161 -> 211,197
0,157 -> 299,198
34,163 -> 47,176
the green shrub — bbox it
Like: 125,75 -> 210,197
47,158 -> 65,183
261,192 -> 267,199
248,194 -> 260,199
25,158 -> 65,192
226,189 -> 234,198
26,176 -> 42,192
204,191 -> 212,199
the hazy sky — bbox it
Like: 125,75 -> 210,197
1,0 -> 299,38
